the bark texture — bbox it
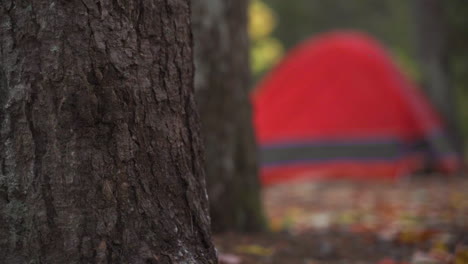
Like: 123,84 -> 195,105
412,0 -> 463,152
0,0 -> 216,263
192,0 -> 265,232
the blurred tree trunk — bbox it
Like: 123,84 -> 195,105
444,0 -> 468,154
192,0 -> 266,232
412,0 -> 463,153
0,1 -> 216,263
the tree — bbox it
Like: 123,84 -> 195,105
412,0 -> 463,153
444,0 -> 468,153
192,0 -> 265,232
0,1 -> 216,263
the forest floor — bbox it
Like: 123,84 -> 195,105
214,175 -> 468,264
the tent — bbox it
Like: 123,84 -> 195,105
252,32 -> 460,185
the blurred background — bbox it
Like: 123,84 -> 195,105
211,1 -> 468,264
249,0 -> 468,147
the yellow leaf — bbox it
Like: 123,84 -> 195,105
235,244 -> 274,257
455,245 -> 468,264
249,0 -> 276,40
251,37 -> 283,74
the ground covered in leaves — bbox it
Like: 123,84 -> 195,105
214,175 -> 468,264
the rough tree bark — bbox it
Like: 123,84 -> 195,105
412,0 -> 463,153
192,0 -> 265,232
0,0 -> 216,263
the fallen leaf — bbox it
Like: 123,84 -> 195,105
411,251 -> 440,264
218,253 -> 242,264
455,244 -> 468,264
235,244 -> 274,257
377,257 -> 398,264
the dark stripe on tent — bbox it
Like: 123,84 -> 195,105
260,134 -> 455,167
261,142 -> 401,166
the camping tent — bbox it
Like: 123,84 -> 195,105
253,32 -> 460,185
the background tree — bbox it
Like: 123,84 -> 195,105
192,0 -> 266,232
444,0 -> 468,154
412,0 -> 464,154
0,0 -> 216,263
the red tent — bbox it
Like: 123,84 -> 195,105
252,32 -> 460,185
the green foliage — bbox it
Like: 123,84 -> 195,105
249,0 -> 284,78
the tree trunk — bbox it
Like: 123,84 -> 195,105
192,0 -> 265,232
412,0 -> 463,153
0,1 -> 216,263
445,0 -> 468,154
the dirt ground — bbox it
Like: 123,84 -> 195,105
214,175 -> 468,264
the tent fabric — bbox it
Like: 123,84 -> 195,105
252,31 -> 460,185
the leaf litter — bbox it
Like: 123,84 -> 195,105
215,175 -> 468,264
